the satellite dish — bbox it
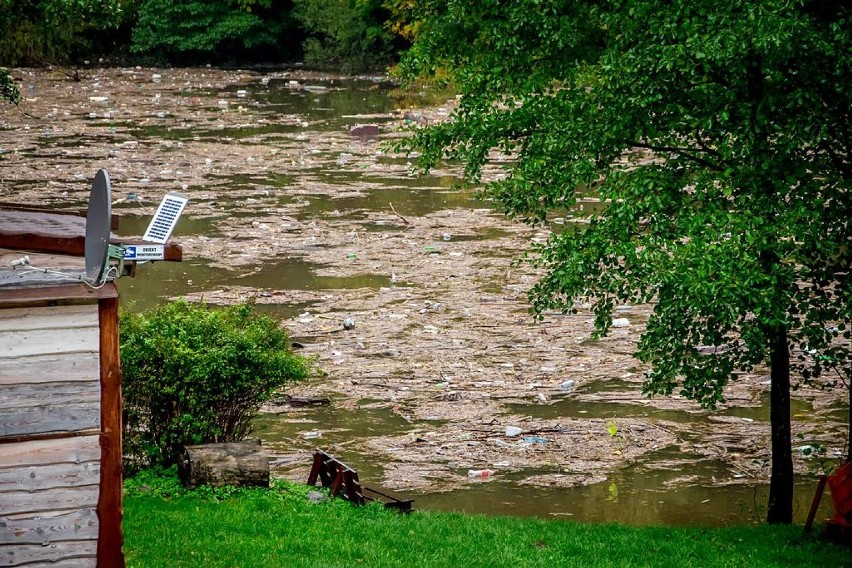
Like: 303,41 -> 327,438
84,169 -> 112,284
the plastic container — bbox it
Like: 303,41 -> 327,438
467,469 -> 495,478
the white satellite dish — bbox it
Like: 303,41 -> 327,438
84,169 -> 113,284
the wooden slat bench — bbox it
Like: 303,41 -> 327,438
307,449 -> 413,513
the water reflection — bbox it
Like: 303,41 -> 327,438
118,256 -> 388,312
252,402 -> 836,526
407,468 -> 831,527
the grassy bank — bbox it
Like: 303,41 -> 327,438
123,472 -> 847,568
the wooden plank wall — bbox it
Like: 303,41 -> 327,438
0,305 -> 101,567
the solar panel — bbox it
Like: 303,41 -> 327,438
143,191 -> 189,244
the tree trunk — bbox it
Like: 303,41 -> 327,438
178,439 -> 269,489
766,325 -> 793,524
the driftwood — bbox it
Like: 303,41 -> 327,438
178,440 -> 269,489
270,394 -> 331,408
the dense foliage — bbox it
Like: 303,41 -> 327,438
0,0 -> 128,66
293,0 -> 400,72
131,0 -> 298,63
398,0 -> 851,524
0,69 -> 19,104
0,0 -> 408,67
120,300 -> 310,470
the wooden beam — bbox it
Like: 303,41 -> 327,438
0,509 -> 99,545
0,427 -> 101,445
0,404 -> 101,441
0,283 -> 117,307
0,304 -> 98,331
805,476 -> 829,533
0,210 -> 181,260
1,328 -> 99,359
0,539 -> 97,565
0,204 -> 119,230
1,485 -> 100,516
97,296 -> 125,568
0,352 -> 100,384
0,381 -> 100,408
0,435 -> 101,469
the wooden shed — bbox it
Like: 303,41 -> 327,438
0,208 -> 178,567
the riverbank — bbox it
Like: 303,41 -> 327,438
122,472 -> 848,567
0,66 -> 847,510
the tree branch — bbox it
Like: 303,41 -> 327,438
631,142 -> 724,171
819,140 -> 852,179
694,129 -> 724,161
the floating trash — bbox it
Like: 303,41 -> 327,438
505,426 -> 522,437
467,469 -> 495,479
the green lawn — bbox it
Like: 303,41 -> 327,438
123,472 -> 849,568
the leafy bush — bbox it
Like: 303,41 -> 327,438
1,69 -> 19,105
120,300 -> 310,470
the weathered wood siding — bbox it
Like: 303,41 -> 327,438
0,305 -> 100,567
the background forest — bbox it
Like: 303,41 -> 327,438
0,0 -> 410,71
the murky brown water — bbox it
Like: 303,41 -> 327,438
253,401 -> 836,526
1,68 -> 846,526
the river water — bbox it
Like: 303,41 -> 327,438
95,70 -> 847,527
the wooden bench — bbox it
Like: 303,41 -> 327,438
307,449 -> 413,513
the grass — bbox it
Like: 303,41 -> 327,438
123,470 -> 849,568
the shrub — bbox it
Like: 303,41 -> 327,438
1,69 -> 19,105
120,299 -> 310,471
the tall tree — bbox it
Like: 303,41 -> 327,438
398,0 -> 851,524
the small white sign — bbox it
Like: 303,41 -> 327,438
124,244 -> 165,261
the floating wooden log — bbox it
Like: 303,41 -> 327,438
282,394 -> 331,407
178,440 -> 269,489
